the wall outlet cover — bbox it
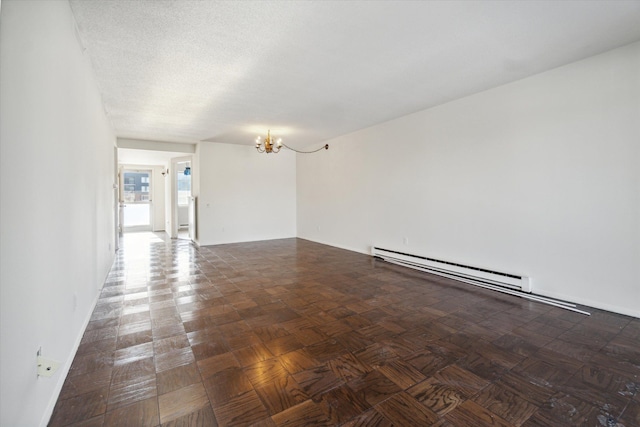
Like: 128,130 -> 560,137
37,356 -> 60,377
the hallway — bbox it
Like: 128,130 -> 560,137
49,234 -> 639,426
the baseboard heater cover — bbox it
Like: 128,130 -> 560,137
372,246 -> 589,315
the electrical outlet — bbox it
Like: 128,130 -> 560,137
37,355 -> 60,378
36,347 -> 60,378
403,237 -> 409,245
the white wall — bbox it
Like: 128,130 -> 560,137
0,2 -> 116,426
196,143 -> 297,246
298,42 -> 640,318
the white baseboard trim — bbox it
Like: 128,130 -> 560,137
533,288 -> 639,319
40,290 -> 101,427
296,236 -> 639,320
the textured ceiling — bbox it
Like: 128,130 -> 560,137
69,0 -> 640,147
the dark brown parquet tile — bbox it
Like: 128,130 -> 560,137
154,334 -> 191,354
224,330 -> 262,350
445,400 -> 513,426
102,397 -> 159,427
293,327 -> 327,346
107,375 -> 157,410
473,383 -> 538,425
305,338 -> 347,363
212,390 -> 269,427
457,349 -> 512,382
347,370 -> 402,406
264,334 -> 304,356
491,334 -> 541,358
319,355 -> 362,385
244,358 -> 290,388
186,328 -> 223,347
270,399 -> 330,427
278,348 -> 319,375
522,393 -> 605,426
495,371 -> 555,406
203,366 -> 254,408
58,367 -> 112,401
197,351 -> 240,379
50,234 -> 640,427
157,362 -> 201,395
158,382 -> 209,424
153,323 -> 187,340
560,364 -> 634,415
408,378 -> 466,416
377,358 -> 426,389
117,318 -> 151,335
255,375 -> 308,415
353,343 -> 399,369
341,408 -> 393,427
68,351 -> 114,377
335,331 -> 375,353
252,324 -> 290,341
292,364 -> 344,398
543,337 -> 596,362
160,404 -> 218,427
376,391 -> 440,425
114,341 -> 154,366
79,326 -> 119,345
65,415 -> 105,427
49,389 -> 108,427
116,329 -> 153,349
233,343 -> 273,367
619,400 -> 640,426
191,339 -> 229,361
318,384 -> 371,424
110,356 -> 155,387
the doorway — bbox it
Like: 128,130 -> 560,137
119,168 -> 153,232
175,161 -> 191,240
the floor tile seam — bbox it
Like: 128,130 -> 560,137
616,396 -> 636,423
195,353 -> 227,424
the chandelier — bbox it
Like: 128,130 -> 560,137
255,130 -> 329,154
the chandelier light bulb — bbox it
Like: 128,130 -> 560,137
254,130 -> 328,154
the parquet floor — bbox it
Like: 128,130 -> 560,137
49,233 -> 640,426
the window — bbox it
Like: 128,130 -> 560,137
122,171 -> 151,202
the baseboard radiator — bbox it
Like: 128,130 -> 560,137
371,246 -> 589,315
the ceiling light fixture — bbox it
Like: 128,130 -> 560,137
255,130 -> 329,154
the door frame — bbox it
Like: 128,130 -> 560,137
170,156 -> 193,239
119,167 -> 154,233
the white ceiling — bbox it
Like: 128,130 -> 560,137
70,0 -> 640,147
